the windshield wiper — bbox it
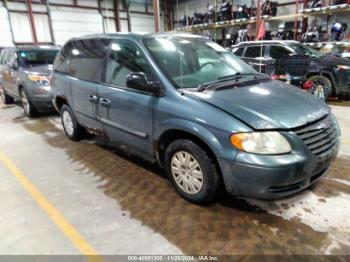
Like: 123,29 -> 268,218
197,73 -> 260,92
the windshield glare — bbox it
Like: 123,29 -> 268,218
143,37 -> 257,89
289,44 -> 322,58
19,49 -> 59,67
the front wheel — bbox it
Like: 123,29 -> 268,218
60,104 -> 86,141
20,89 -> 37,117
306,75 -> 333,100
165,139 -> 221,204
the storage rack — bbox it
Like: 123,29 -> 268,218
175,1 -> 350,41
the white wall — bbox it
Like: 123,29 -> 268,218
0,2 -> 14,46
0,0 -> 164,46
50,6 -> 104,45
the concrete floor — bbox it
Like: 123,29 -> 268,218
0,101 -> 349,256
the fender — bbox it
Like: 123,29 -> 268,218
306,70 -> 336,86
156,118 -> 227,159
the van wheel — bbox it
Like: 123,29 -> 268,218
60,105 -> 86,141
165,139 -> 221,204
20,89 -> 37,117
0,85 -> 14,105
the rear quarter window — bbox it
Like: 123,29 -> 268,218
69,38 -> 110,82
245,46 -> 265,58
232,47 -> 244,56
54,42 -> 73,74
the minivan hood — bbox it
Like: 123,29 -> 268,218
187,80 -> 330,130
24,64 -> 53,76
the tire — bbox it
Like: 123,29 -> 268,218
0,85 -> 14,105
165,139 -> 221,204
60,104 -> 86,141
307,75 -> 333,100
20,88 -> 37,117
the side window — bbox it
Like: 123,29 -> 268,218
232,47 -> 244,56
269,45 -> 294,59
8,51 -> 17,66
104,40 -> 153,88
1,50 -> 9,65
70,38 -> 110,82
53,42 -> 74,74
245,46 -> 265,58
0,51 -> 4,64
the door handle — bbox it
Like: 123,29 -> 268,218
100,98 -> 111,108
88,94 -> 98,103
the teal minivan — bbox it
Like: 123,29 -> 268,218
52,33 -> 340,204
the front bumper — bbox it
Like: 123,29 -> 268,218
334,69 -> 350,95
32,95 -> 54,112
218,136 -> 340,200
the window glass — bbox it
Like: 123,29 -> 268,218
8,51 -> 17,66
0,51 -> 4,64
143,37 -> 257,89
54,42 -> 73,74
245,46 -> 265,58
1,50 -> 10,65
233,47 -> 244,56
269,45 -> 294,59
70,39 -> 110,82
105,40 -> 152,88
288,43 -> 322,58
19,49 -> 58,67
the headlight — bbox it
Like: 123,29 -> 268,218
230,132 -> 291,155
337,65 -> 350,70
28,74 -> 51,86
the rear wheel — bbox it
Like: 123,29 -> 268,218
165,139 -> 221,204
60,104 -> 86,141
20,88 -> 37,117
306,75 -> 333,100
0,85 -> 14,105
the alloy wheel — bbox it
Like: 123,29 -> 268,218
171,151 -> 204,195
307,76 -> 332,100
62,110 -> 74,136
21,90 -> 30,115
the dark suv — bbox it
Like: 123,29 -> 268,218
232,40 -> 350,98
52,34 -> 340,204
0,46 -> 59,116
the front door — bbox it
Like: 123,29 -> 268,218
98,40 -> 155,158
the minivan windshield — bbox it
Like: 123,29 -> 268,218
143,36 -> 258,89
288,43 -> 323,58
19,49 -> 59,67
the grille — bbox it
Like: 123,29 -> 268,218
294,115 -> 338,157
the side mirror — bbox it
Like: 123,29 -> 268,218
126,72 -> 162,95
7,62 -> 18,70
12,61 -> 19,70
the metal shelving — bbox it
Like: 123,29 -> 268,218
175,2 -> 350,40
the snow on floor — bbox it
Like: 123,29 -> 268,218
245,190 -> 350,253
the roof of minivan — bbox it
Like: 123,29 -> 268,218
72,32 -> 204,41
232,40 -> 299,48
